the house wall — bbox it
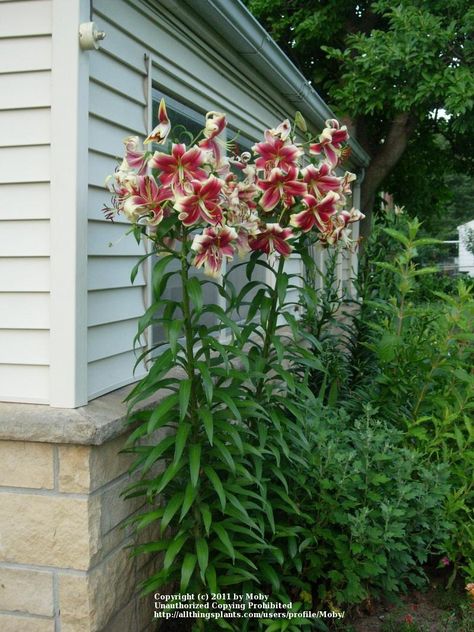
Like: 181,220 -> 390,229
0,0 -> 52,403
0,0 -> 366,406
86,0 -> 149,400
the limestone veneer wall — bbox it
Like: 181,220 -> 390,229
0,387 -> 161,632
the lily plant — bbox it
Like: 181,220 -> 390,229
104,101 -> 363,626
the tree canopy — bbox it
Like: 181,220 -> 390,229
245,0 -> 474,236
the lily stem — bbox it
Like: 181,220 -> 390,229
255,255 -> 286,399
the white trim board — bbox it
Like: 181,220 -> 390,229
49,0 -> 90,407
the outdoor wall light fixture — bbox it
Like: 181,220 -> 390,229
79,22 -> 106,50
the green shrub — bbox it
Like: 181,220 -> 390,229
299,209 -> 473,592
272,405 -> 452,607
339,212 -> 474,581
410,271 -> 473,303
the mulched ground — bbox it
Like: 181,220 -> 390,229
154,568 -> 474,632
342,570 -> 474,632
350,591 -> 463,631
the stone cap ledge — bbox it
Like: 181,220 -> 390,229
0,325 -> 307,447
0,368 -> 185,446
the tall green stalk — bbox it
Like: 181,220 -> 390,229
179,230 -> 199,427
255,255 -> 286,399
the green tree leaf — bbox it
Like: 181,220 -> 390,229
161,492 -> 184,534
189,443 -> 201,488
180,553 -> 197,592
204,466 -> 226,511
198,407 -> 214,445
196,537 -> 209,581
163,534 -> 188,570
213,523 -> 235,562
200,504 -> 212,536
174,422 -> 192,464
187,276 -> 203,313
180,481 -> 197,522
179,379 -> 192,422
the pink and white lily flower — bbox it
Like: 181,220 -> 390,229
321,216 -> 351,246
122,176 -> 173,225
227,180 -> 259,214
269,119 -> 292,141
228,210 -> 260,257
310,119 -> 349,166
203,111 -> 226,140
123,136 -> 148,175
341,171 -> 357,195
257,167 -> 307,212
302,163 -> 342,199
104,100 -> 364,273
253,133 -> 302,175
319,207 -> 365,246
229,151 -> 255,174
199,111 -> 227,166
106,156 -> 139,197
150,143 -> 207,193
144,98 -> 171,145
339,207 -> 365,225
290,191 -> 339,233
233,210 -> 261,257
174,175 -> 223,226
234,229 -> 251,258
249,223 -> 295,257
192,225 -> 237,277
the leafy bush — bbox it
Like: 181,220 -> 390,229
271,404 -> 452,607
410,271 -> 473,304
298,209 -> 473,598
323,211 -> 474,583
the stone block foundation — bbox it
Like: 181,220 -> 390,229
0,388 -> 161,632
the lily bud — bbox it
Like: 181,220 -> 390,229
294,111 -> 307,133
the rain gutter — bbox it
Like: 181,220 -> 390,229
178,0 -> 370,167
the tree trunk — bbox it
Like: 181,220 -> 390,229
359,112 -> 416,241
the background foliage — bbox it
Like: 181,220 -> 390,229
304,210 -> 474,589
245,0 -> 474,233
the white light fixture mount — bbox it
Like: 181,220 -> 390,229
79,22 -> 106,50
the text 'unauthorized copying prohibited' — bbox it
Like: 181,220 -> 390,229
153,592 -> 346,622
